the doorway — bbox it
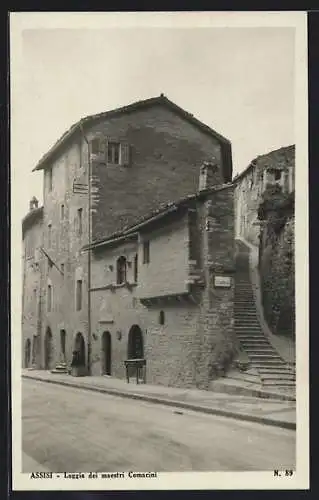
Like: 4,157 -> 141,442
74,332 -> 86,366
128,325 -> 144,359
60,329 -> 66,362
101,331 -> 112,375
24,339 -> 31,368
44,327 -> 53,370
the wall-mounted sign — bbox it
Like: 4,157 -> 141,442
214,276 -> 232,288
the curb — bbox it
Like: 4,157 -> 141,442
210,381 -> 296,402
23,374 -> 296,431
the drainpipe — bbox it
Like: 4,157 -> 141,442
79,121 -> 92,375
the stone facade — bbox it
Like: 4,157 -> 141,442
22,95 -> 235,388
22,200 -> 44,368
258,186 -> 295,338
234,145 -> 295,246
89,184 -> 235,389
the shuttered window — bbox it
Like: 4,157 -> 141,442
120,142 -> 130,166
90,136 -> 130,166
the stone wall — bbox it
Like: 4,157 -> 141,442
89,185 -> 235,389
193,186 -> 236,389
84,105 -> 227,241
234,145 -> 295,247
22,209 -> 43,368
258,187 -> 295,338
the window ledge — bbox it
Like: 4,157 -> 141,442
90,282 -> 137,292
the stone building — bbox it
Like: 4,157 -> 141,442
233,145 -> 295,246
87,180 -> 235,388
22,197 -> 44,368
22,94 -> 236,388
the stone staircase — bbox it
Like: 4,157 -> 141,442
235,241 -> 295,391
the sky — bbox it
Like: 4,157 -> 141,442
15,25 -> 295,217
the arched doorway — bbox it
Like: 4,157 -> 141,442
101,331 -> 112,375
60,330 -> 66,362
128,325 -> 144,359
24,339 -> 31,368
44,327 -> 53,370
74,332 -> 86,366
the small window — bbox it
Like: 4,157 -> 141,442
47,284 -> 52,312
116,256 -> 127,285
48,169 -> 53,192
107,142 -> 120,164
274,170 -> 282,181
61,204 -> 65,220
48,224 -> 52,248
134,253 -> 138,283
159,310 -> 165,325
143,240 -> 150,264
76,280 -> 82,311
77,208 -> 83,236
90,138 -> 100,155
61,263 -> 64,276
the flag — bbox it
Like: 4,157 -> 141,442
40,247 -> 64,275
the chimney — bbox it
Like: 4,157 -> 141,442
29,196 -> 39,211
198,160 -> 219,191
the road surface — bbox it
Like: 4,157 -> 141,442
22,378 -> 295,472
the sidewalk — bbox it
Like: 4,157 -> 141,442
22,370 -> 296,430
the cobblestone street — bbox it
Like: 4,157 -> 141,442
22,378 -> 295,472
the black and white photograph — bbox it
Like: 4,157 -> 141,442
10,11 -> 309,490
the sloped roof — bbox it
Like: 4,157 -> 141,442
232,144 -> 295,184
22,206 -> 43,237
32,94 -> 232,180
83,183 -> 233,251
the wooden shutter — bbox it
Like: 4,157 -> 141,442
120,142 -> 130,166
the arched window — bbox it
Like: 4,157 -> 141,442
159,310 -> 165,325
116,256 -> 127,285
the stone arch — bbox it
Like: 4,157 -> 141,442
74,332 -> 86,366
24,339 -> 31,368
44,327 -> 54,370
128,325 -> 144,359
101,331 -> 112,375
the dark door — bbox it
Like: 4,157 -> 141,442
25,339 -> 31,368
128,325 -> 144,359
102,331 -> 112,375
44,327 -> 53,370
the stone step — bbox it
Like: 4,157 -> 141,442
248,353 -> 282,360
244,348 -> 277,354
262,381 -> 295,387
253,361 -> 288,368
237,336 -> 267,341
258,367 -> 295,374
260,374 -> 295,381
236,325 -> 262,329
